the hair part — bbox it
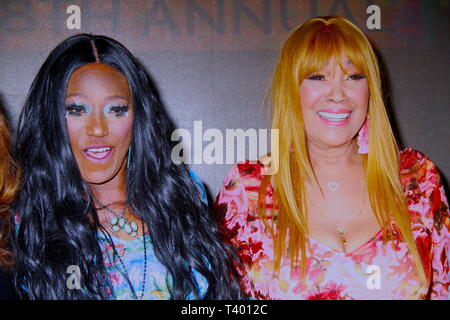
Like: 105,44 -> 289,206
259,16 -> 427,287
12,33 -> 241,299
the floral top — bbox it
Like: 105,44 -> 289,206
98,170 -> 209,300
98,232 -> 209,300
215,148 -> 450,300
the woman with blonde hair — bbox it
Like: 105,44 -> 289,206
215,16 -> 449,299
0,109 -> 20,298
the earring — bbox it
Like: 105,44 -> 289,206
126,146 -> 131,168
357,116 -> 369,154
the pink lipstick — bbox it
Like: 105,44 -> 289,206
317,108 -> 352,127
82,144 -> 114,163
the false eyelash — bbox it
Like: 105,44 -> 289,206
107,105 -> 129,117
307,74 -> 325,80
347,74 -> 366,80
65,103 -> 89,117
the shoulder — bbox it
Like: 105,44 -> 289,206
400,147 -> 443,198
217,160 -> 265,192
400,147 -> 436,175
235,155 -> 276,192
215,160 -> 266,207
400,148 -> 449,233
215,160 -> 272,232
236,161 -> 266,191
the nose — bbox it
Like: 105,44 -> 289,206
326,80 -> 348,104
86,114 -> 109,137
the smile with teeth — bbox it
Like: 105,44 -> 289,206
317,111 -> 351,121
87,147 -> 111,153
84,146 -> 113,161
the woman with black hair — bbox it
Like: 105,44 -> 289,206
11,33 -> 241,300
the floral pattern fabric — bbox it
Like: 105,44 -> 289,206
215,148 -> 450,299
98,232 -> 209,300
98,170 -> 209,300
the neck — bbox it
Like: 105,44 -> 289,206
89,170 -> 127,205
308,139 -> 361,171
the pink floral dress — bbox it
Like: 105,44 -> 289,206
215,148 -> 450,299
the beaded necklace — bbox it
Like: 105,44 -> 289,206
96,200 -> 148,300
110,220 -> 147,300
97,199 -> 139,238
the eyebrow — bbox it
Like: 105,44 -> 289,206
323,60 -> 353,67
66,93 -> 86,98
106,95 -> 128,101
65,93 -> 129,101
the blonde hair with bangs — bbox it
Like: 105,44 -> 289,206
259,16 -> 428,287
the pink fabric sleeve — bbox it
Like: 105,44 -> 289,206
423,157 -> 450,299
214,164 -> 256,297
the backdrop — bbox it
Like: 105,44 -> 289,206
0,0 -> 449,199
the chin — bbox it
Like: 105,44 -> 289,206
81,171 -> 115,185
316,135 -> 346,146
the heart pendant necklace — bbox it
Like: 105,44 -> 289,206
327,181 -> 340,191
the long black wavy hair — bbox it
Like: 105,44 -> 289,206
11,34 -> 241,299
